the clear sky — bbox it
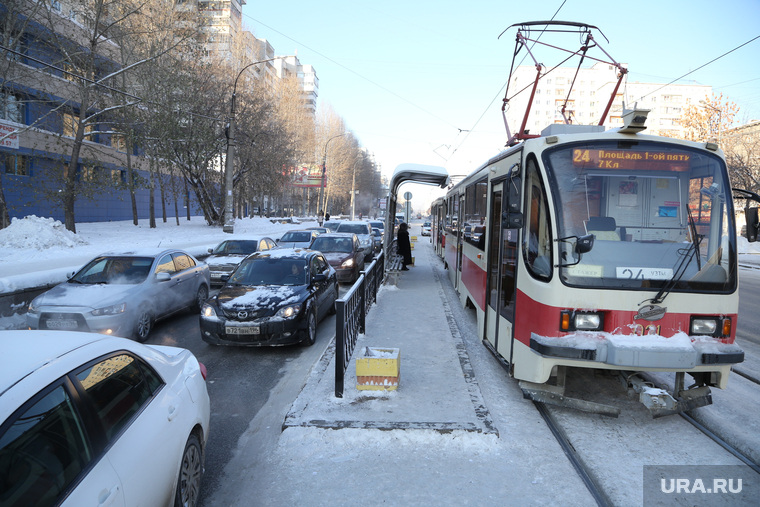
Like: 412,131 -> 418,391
241,0 -> 760,211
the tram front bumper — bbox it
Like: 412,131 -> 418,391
530,333 -> 744,370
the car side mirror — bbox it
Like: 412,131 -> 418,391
575,234 -> 595,254
156,272 -> 171,282
208,247 -> 214,254
313,273 -> 327,283
746,207 -> 759,242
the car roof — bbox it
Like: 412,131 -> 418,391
0,331 -> 107,395
215,235 -> 273,243
95,248 -> 191,258
251,248 -> 316,260
312,232 -> 355,239
280,229 -> 317,236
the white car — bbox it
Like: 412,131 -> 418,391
421,222 -> 432,236
26,248 -> 211,342
0,330 -> 210,507
206,236 -> 277,286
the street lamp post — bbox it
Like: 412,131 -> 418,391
318,132 -> 347,225
223,57 -> 282,233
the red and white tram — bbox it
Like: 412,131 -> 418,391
431,22 -> 757,416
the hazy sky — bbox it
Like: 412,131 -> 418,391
242,0 -> 760,209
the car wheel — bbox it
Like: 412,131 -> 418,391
175,433 -> 203,507
134,308 -> 152,342
301,309 -> 317,346
194,285 -> 209,314
328,284 -> 338,315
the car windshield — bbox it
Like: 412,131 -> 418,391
211,240 -> 259,255
311,237 -> 353,253
229,258 -> 308,286
323,221 -> 341,232
337,224 -> 368,235
280,232 -> 311,242
71,257 -> 153,285
542,140 -> 736,293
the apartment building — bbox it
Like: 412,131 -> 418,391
199,1 -> 318,115
1,0 -> 206,225
505,62 -> 711,138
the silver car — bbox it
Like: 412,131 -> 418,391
336,221 -> 374,260
26,248 -> 211,341
206,236 -> 276,286
276,229 -> 319,249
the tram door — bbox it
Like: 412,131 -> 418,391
455,194 -> 465,289
484,181 -> 519,367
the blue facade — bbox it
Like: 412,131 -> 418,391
1,2 -> 205,224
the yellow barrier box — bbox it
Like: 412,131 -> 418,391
356,347 -> 400,390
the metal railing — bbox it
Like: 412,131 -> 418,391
334,251 -> 385,397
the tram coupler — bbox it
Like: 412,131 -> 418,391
518,380 -> 621,418
623,372 -> 713,418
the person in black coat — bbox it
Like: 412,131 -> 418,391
397,222 -> 412,270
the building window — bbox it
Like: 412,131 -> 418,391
111,133 -> 127,152
0,91 -> 24,123
1,153 -> 29,176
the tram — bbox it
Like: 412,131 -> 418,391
432,21 -> 758,416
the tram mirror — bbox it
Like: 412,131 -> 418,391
575,234 -> 595,254
502,211 -> 524,229
747,208 -> 759,243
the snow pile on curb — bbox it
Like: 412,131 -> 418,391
0,216 -> 89,250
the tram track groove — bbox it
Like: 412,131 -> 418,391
533,401 -> 614,507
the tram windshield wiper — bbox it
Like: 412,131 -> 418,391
649,209 -> 702,305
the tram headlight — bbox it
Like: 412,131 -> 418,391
690,316 -> 731,337
560,310 -> 604,332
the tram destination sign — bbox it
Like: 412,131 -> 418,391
572,148 -> 690,171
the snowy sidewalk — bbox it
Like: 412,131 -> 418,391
283,240 -> 496,434
206,237 -> 596,507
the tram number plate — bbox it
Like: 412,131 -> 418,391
616,267 -> 673,280
46,319 -> 78,330
226,325 -> 260,335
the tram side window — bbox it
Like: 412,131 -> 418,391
464,178 -> 488,249
523,160 -> 552,279
445,196 -> 460,237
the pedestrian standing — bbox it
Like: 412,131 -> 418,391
397,222 -> 412,270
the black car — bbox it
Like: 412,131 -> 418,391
199,249 -> 338,346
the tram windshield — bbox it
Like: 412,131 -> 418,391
543,140 -> 736,294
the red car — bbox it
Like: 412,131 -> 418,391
309,233 -> 365,284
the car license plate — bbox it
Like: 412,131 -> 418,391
225,325 -> 260,335
46,319 -> 78,330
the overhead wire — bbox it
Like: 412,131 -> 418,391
243,13 -> 462,131
447,0 -> 568,161
632,35 -> 760,102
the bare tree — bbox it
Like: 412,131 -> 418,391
0,0 -> 48,229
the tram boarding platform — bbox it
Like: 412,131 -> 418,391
207,229 -> 597,506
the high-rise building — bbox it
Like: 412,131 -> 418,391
505,62 -> 711,138
197,1 -> 318,115
272,56 -> 319,115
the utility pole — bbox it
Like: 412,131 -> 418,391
318,132 -> 347,224
223,57 -> 283,233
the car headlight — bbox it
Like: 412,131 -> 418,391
92,303 -> 127,316
341,258 -> 355,268
201,303 -> 217,318
276,304 -> 301,319
27,299 -> 40,314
